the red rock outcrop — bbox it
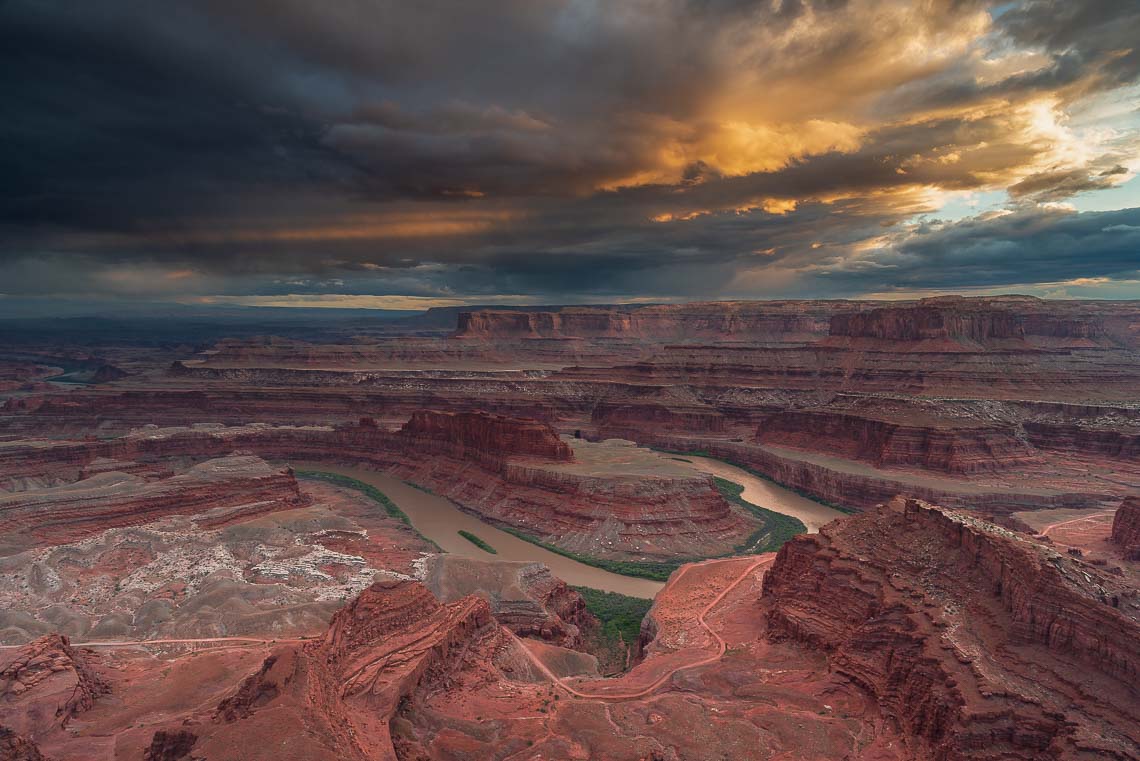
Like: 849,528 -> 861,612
0,634 -> 109,738
142,729 -> 198,761
196,578 -> 505,761
454,301 -> 844,341
829,304 -> 1023,344
757,406 -> 1038,474
1111,496 -> 1140,560
827,296 -> 1140,349
397,410 -> 573,462
763,498 -> 1140,759
451,297 -> 1140,349
592,399 -> 727,436
1024,421 -> 1140,460
384,438 -> 753,560
0,455 -> 310,548
0,727 -> 46,761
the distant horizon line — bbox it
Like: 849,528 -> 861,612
2,291 -> 1139,321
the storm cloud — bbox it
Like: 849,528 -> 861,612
2,0 -> 1138,305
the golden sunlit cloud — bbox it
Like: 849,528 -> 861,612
3,0 -> 1139,303
603,119 -> 864,192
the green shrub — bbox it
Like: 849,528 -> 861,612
498,526 -> 686,581
457,530 -> 497,554
572,586 -> 654,649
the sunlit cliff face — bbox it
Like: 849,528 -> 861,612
2,0 -> 1139,306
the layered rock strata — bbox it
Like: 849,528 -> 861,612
397,409 -> 573,462
1111,496 -> 1140,560
0,455 -> 310,547
0,634 -> 108,740
636,433 -> 1107,514
763,498 -> 1140,759
829,303 -> 1023,344
756,405 -> 1039,474
827,295 -> 1140,348
1024,421 -> 1140,460
198,578 -> 505,761
455,301 -> 846,341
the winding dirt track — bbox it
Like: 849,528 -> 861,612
0,636 -> 306,650
513,555 -> 771,702
1039,511 -> 1114,538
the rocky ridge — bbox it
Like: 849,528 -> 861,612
755,398 -> 1041,474
396,409 -> 573,462
454,301 -> 847,341
197,578 -> 506,761
763,497 -> 1139,759
0,634 -> 108,749
0,455 -> 310,549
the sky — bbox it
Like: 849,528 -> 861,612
2,0 -> 1139,310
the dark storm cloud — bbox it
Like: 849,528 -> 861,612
801,206 -> 1140,295
0,2 -> 356,234
1,0 -> 1139,303
1000,0 -> 1140,89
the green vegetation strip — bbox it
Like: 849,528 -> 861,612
499,526 -> 684,581
295,470 -> 442,551
457,530 -> 497,554
651,448 -> 858,514
572,586 -> 654,650
713,477 -> 806,553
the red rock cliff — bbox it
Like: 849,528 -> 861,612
830,304 -> 1023,342
0,455 -> 310,546
0,634 -> 109,738
455,302 -> 843,341
199,579 -> 502,761
763,498 -> 1140,759
756,408 -> 1038,474
398,410 -> 573,461
1111,496 -> 1140,560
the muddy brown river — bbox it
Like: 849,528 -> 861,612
291,455 -> 843,599
675,455 -> 848,533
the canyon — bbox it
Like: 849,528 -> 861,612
1,498 -> 1134,759
0,295 -> 1136,759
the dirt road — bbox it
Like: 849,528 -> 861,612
513,555 -> 771,701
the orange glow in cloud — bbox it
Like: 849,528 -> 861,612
651,197 -> 799,223
244,208 -> 517,242
603,119 -> 864,192
150,208 -> 519,245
